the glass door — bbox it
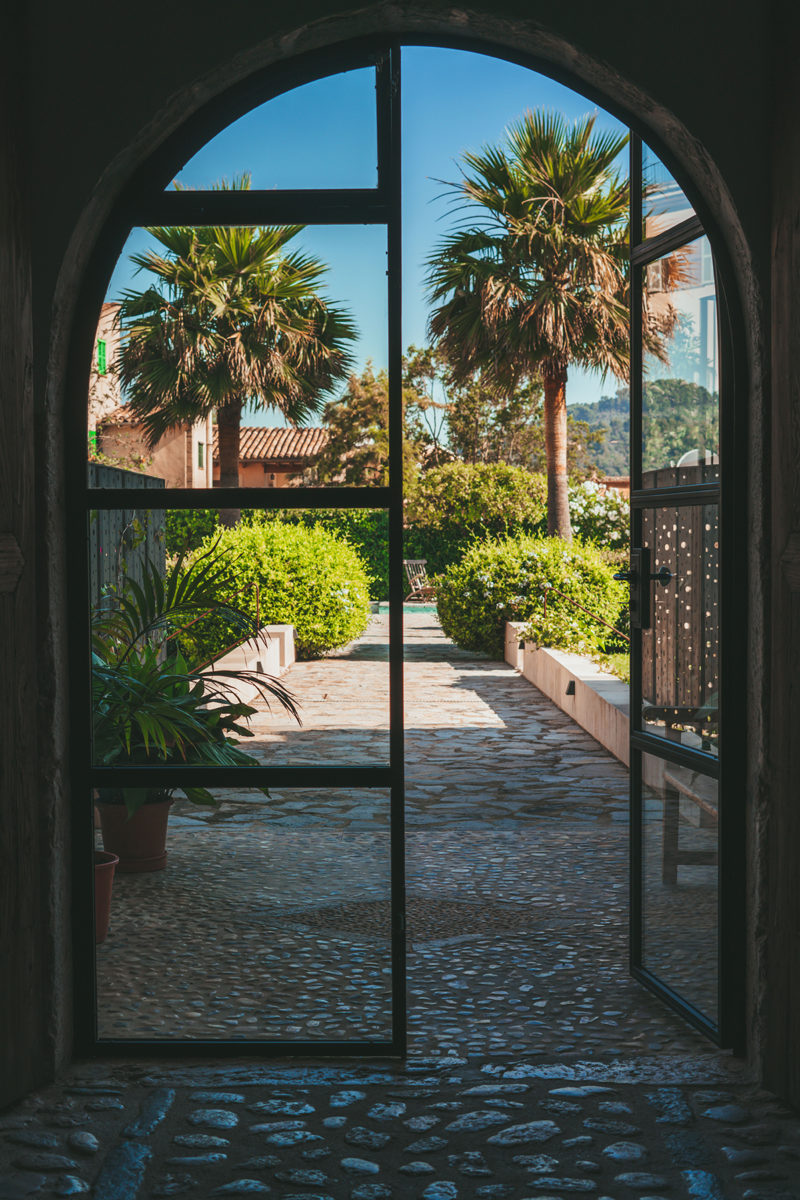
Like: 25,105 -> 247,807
627,137 -> 743,1046
74,43 -> 407,1055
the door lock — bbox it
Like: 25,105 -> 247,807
612,547 -> 673,630
613,563 -> 673,587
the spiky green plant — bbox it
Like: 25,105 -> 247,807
92,542 -> 299,816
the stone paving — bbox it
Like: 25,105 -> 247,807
3,612 -> 799,1197
3,1060 -> 800,1198
94,612 -> 715,1057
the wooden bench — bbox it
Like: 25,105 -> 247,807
660,763 -> 718,885
404,559 -> 436,602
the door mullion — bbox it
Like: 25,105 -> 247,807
629,135 -> 645,1003
386,39 -> 407,1056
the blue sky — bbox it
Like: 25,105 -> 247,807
105,47 -> 630,423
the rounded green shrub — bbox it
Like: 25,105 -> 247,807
406,462 -> 547,538
436,534 -> 626,660
262,509 -> 389,601
403,462 -> 548,582
194,520 -> 371,659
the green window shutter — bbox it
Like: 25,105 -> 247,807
97,339 -> 107,375
198,442 -> 204,469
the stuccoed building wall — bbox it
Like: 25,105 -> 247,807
1,0 -> 795,1106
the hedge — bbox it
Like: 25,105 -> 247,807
191,520 -> 371,660
436,534 -> 626,660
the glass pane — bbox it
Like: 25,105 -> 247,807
169,68 -> 378,190
89,507 -> 390,771
90,224 -> 389,488
640,751 -> 718,1023
641,236 -> 719,477
640,504 -> 719,756
94,786 -> 392,1040
642,143 -> 695,238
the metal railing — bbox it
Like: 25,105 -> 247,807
540,582 -> 630,645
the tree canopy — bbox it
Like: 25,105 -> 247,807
117,176 -> 357,509
426,110 -> 631,538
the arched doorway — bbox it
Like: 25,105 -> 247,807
71,36 -> 746,1058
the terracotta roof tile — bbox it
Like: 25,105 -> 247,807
212,426 -> 329,463
96,411 -> 328,464
97,403 -> 141,426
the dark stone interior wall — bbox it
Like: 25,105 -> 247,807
0,5 -> 71,1109
766,0 -> 800,1106
0,0 -> 792,1107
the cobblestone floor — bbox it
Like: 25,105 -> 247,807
3,1060 -> 800,1198
94,612 -> 715,1057
3,612 -> 797,1197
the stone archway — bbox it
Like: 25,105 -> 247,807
7,0 -> 770,1108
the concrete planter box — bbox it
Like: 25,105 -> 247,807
505,621 -> 629,766
203,624 -> 296,704
504,623 -> 673,793
504,621 -> 527,672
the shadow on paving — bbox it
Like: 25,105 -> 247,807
94,612 -> 717,1065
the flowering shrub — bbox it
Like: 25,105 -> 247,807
436,534 -> 626,659
192,520 -> 371,659
569,481 -> 630,551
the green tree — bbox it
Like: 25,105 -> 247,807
427,111 -> 631,539
402,345 -> 452,468
446,372 -> 602,474
642,377 -> 719,471
403,344 -> 601,476
118,175 -> 356,521
316,361 -> 422,487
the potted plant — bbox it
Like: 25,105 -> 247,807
92,541 -> 299,872
94,849 -> 119,942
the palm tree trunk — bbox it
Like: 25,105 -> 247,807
216,400 -> 242,527
543,369 -> 572,540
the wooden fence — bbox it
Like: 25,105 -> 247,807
88,464 -> 166,611
640,463 -> 719,716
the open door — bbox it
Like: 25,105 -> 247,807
627,136 -> 744,1047
74,43 -> 408,1057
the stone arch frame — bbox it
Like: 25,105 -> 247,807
47,13 -> 759,1077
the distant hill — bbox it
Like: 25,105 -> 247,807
569,389 -> 630,477
570,378 -> 719,476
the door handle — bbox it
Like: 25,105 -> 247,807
613,564 -> 673,588
613,547 -> 667,629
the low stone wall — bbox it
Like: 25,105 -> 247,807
204,624 -> 296,704
504,621 -> 629,766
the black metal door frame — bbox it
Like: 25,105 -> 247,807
68,40 -> 407,1058
628,134 -> 746,1051
65,37 -> 749,1059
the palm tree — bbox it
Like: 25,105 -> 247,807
426,111 -> 631,539
118,176 -> 357,520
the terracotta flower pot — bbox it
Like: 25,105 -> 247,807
97,797 -> 173,873
94,850 -> 119,944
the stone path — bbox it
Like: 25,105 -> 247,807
94,612 -> 714,1057
4,612 -> 799,1197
